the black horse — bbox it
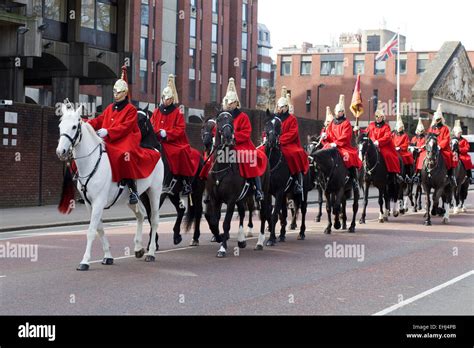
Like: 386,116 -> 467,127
205,112 -> 271,257
421,133 -> 452,225
451,138 -> 469,215
408,144 -> 423,212
357,132 -> 398,224
201,116 -> 257,240
309,147 -> 356,234
136,107 -> 205,250
305,135 -> 325,223
263,113 -> 311,243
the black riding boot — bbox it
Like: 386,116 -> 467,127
253,177 -> 264,202
181,177 -> 193,196
294,172 -> 304,194
413,171 -> 421,184
126,179 -> 139,205
448,168 -> 457,186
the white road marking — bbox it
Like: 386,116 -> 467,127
373,270 -> 474,316
0,275 -> 6,278
89,246 -> 199,264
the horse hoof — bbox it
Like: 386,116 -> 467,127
384,217 -> 389,222
216,251 -> 226,258
173,234 -> 183,246
210,236 -> 217,243
324,228 -> 331,235
145,255 -> 156,262
400,209 -> 405,215
315,217 -> 321,222
379,218 -> 384,223
101,258 -> 114,265
442,218 -> 449,224
290,224 -> 297,230
348,227 -> 355,233
238,241 -> 247,249
342,224 -> 347,230
359,219 -> 366,224
297,234 -> 305,240
393,212 -> 399,218
189,240 -> 199,247
334,221 -> 341,230
76,264 -> 89,271
254,245 -> 263,251
279,235 -> 286,242
135,249 -> 145,259
265,239 -> 276,247
424,221 -> 432,226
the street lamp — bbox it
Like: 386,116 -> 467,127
154,60 -> 166,108
316,83 -> 325,121
248,64 -> 258,109
13,27 -> 29,102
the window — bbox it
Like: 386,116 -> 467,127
417,53 -> 429,74
211,83 -> 217,102
367,35 -> 380,51
374,60 -> 386,75
373,89 -> 378,112
396,54 -> 407,74
140,69 -> 147,93
353,54 -> 365,75
190,17 -> 196,38
211,53 -> 218,73
242,32 -> 248,50
212,0 -> 218,13
306,90 -> 311,113
140,38 -> 148,59
242,3 -> 248,22
281,56 -> 292,76
42,0 -> 67,22
189,80 -> 196,100
212,24 -> 218,43
258,63 -> 271,73
321,61 -> 344,76
81,0 -> 117,33
258,47 -> 270,56
300,56 -> 312,75
241,60 -> 248,79
189,48 -> 196,69
141,4 -> 149,26
257,79 -> 270,87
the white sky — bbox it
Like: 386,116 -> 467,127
258,0 -> 474,60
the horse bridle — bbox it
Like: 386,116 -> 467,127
360,135 -> 379,176
425,137 -> 439,172
60,118 -> 83,158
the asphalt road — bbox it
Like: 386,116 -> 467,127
0,194 -> 473,316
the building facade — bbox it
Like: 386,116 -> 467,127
0,0 -> 258,120
276,31 -> 473,131
256,22 -> 274,110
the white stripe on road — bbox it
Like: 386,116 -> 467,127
89,246 -> 199,264
0,275 -> 6,278
373,270 -> 474,316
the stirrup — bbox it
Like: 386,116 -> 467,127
255,190 -> 264,202
181,183 -> 193,196
294,182 -> 303,194
412,176 -> 420,184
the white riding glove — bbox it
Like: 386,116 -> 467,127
330,143 -> 337,148
159,129 -> 167,138
97,128 -> 108,138
321,132 -> 327,140
374,140 -> 379,147
395,147 -> 400,151
437,145 -> 441,150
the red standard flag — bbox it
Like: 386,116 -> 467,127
350,74 -> 364,118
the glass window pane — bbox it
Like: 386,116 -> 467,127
97,2 -> 117,33
212,24 -> 218,43
140,38 -> 148,59
81,0 -> 95,29
141,4 -> 149,26
189,48 -> 196,69
241,60 -> 247,78
44,0 -> 66,22
242,32 -> 248,49
140,70 -> 147,93
301,62 -> 312,75
242,4 -> 247,22
212,0 -> 218,13
190,18 -> 196,37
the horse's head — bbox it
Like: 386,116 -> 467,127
425,133 -> 439,166
56,100 -> 83,161
201,116 -> 217,152
306,134 -> 323,155
357,132 -> 372,158
216,112 -> 234,146
263,111 -> 281,149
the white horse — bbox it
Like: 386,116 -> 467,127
56,103 -> 164,271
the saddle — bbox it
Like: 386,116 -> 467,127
137,112 -> 160,150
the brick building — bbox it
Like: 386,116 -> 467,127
256,22 -> 274,110
276,30 -> 474,130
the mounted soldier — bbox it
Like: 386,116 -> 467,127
273,95 -> 310,194
220,77 -> 267,201
452,120 -> 474,184
321,95 -> 362,192
411,118 -> 426,184
87,66 -> 161,205
392,114 -> 414,183
366,101 -> 402,182
150,74 -> 201,196
416,104 -> 456,186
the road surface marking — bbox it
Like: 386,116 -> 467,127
373,270 -> 474,315
0,275 -> 6,278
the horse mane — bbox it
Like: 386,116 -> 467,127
203,114 -> 216,123
82,122 -> 104,146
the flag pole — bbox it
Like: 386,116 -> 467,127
396,29 -> 400,120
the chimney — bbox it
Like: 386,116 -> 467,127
302,42 -> 313,53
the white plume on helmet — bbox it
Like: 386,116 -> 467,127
162,74 -> 179,103
324,106 -> 334,126
431,103 -> 446,126
223,78 -> 240,108
374,101 -> 386,120
334,95 -> 345,114
452,119 -> 462,136
415,118 -> 425,135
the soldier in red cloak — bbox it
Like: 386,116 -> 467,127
392,116 -> 414,183
452,121 -> 474,185
410,118 -> 427,183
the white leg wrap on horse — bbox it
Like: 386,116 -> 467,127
257,233 -> 265,246
246,227 -> 253,237
218,245 -> 226,253
238,226 -> 245,242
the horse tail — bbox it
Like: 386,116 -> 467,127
58,164 -> 76,214
184,193 -> 196,233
